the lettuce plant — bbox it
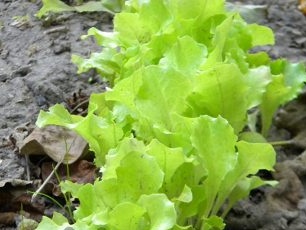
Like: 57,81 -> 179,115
36,0 -> 125,18
36,0 -> 306,229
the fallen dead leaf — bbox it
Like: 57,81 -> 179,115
0,212 -> 16,226
20,126 -> 89,164
41,160 -> 97,196
299,0 -> 306,15
0,188 -> 45,226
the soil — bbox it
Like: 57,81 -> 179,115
1,0 -> 306,229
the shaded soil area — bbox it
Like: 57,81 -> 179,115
1,0 -> 306,229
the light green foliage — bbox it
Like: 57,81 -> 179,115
37,0 -> 125,18
260,60 -> 306,135
37,104 -> 124,166
37,117 -> 275,229
37,0 -> 74,18
36,0 -> 306,229
101,0 -> 125,13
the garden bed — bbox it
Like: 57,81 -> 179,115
1,0 -> 306,229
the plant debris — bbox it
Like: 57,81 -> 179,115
20,126 -> 89,164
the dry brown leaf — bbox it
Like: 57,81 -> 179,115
0,212 -> 17,226
20,126 -> 88,164
0,189 -> 44,225
41,160 -> 97,196
299,0 -> 306,15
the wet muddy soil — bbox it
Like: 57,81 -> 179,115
1,0 -> 306,229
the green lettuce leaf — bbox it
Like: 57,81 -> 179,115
108,202 -> 146,229
37,0 -> 109,18
138,194 -> 177,230
261,60 -> 306,135
36,104 -> 124,166
187,64 -> 248,132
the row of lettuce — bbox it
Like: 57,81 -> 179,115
36,0 -> 306,229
